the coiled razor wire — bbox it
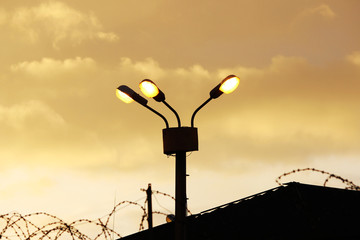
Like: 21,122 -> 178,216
276,167 -> 360,190
4,169 -> 356,239
0,187 -> 180,240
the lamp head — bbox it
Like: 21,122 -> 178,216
139,79 -> 165,102
116,85 -> 148,106
210,75 -> 240,99
116,86 -> 134,103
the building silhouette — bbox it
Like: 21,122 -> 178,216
120,182 -> 360,240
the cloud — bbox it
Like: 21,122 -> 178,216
301,4 -> 336,19
175,65 -> 211,79
0,100 -> 69,163
194,54 -> 360,166
11,57 -> 96,77
0,100 -> 118,168
346,51 -> 360,66
96,31 -> 119,42
0,100 -> 66,131
118,57 -> 166,80
10,1 -> 118,48
290,4 -> 337,40
3,54 -> 360,171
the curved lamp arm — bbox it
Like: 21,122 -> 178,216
191,97 -> 212,128
116,85 -> 169,128
163,100 -> 181,127
143,104 -> 169,129
140,79 -> 181,127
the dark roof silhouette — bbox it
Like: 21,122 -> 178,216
120,182 -> 360,240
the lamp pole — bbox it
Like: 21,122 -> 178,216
162,126 -> 199,240
175,150 -> 187,240
116,75 -> 240,240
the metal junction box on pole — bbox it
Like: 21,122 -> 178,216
162,127 -> 198,155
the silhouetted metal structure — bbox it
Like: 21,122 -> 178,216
116,75 -> 240,240
120,182 -> 360,240
146,184 -> 153,230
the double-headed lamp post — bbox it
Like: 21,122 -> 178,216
116,75 -> 240,240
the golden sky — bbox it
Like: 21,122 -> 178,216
1,0 -> 360,236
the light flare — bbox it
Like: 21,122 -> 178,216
139,80 -> 159,98
219,76 -> 240,94
116,89 -> 134,103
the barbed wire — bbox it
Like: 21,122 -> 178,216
140,188 -> 192,215
276,167 -> 360,191
0,186 -> 185,240
3,170 -> 358,239
0,210 -> 122,240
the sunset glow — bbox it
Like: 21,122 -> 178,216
1,0 -> 360,238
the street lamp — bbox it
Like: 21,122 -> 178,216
139,79 -> 181,127
116,75 -> 240,240
191,74 -> 240,127
116,85 -> 169,128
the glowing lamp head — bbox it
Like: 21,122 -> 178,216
210,75 -> 240,99
116,88 -> 134,103
139,79 -> 159,98
219,75 -> 240,94
139,79 -> 165,102
116,85 -> 148,105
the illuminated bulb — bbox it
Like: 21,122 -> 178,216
219,75 -> 240,94
116,89 -> 134,103
139,80 -> 159,98
166,214 -> 175,223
